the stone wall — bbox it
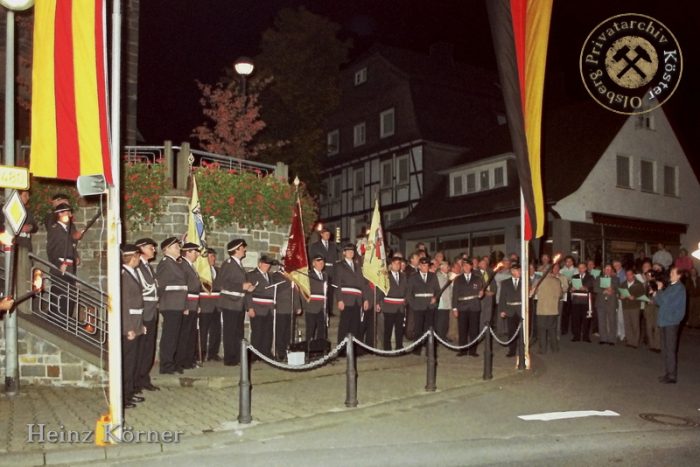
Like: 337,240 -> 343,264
30,194 -> 291,288
0,322 -> 106,387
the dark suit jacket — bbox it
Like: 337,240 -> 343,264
308,240 -> 340,268
272,271 -> 302,315
136,258 -> 158,321
332,259 -> 369,307
156,255 -> 187,311
181,259 -> 201,312
199,265 -> 220,313
121,267 -> 145,336
571,272 -> 596,304
247,268 -> 275,316
452,273 -> 484,312
305,268 -> 329,314
499,277 -> 523,317
407,271 -> 440,310
46,222 -> 77,274
213,257 -> 248,311
619,279 -> 645,310
378,271 -> 408,313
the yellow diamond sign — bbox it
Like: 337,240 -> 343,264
2,190 -> 27,236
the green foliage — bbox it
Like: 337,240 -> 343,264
27,177 -> 81,225
255,7 -> 351,194
123,161 -> 170,229
194,163 -> 317,233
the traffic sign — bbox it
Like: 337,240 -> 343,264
0,165 -> 29,190
2,189 -> 27,236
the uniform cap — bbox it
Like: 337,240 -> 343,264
181,242 -> 201,252
419,257 -> 431,264
205,248 -> 217,255
121,243 -> 139,255
227,238 -> 247,252
160,236 -> 180,250
312,254 -> 325,262
135,237 -> 157,248
54,203 -> 72,214
511,262 -> 521,269
342,242 -> 355,251
259,255 -> 275,264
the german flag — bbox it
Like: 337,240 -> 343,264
486,0 -> 553,240
30,0 -> 112,184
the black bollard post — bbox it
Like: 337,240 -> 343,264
483,325 -> 493,380
425,328 -> 436,392
238,339 -> 252,424
345,333 -> 358,408
517,320 -> 526,370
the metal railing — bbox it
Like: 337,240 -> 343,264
123,144 -> 277,175
26,253 -> 109,350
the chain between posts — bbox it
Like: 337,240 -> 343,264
432,326 -> 489,350
246,338 -> 348,371
489,322 -> 523,346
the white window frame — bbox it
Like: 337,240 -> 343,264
663,164 -> 678,197
396,154 -> 409,185
640,159 -> 656,193
616,155 -> 632,188
449,160 -> 508,197
327,129 -> 339,156
329,175 -> 341,200
380,160 -> 393,188
380,108 -> 395,138
354,67 -> 367,86
353,122 -> 366,147
353,168 -> 364,196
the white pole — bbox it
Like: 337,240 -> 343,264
107,0 -> 124,440
3,8 -> 18,396
520,189 -> 530,369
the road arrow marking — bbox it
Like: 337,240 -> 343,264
518,410 -> 620,421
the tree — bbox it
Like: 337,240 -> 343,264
192,75 -> 277,159
255,7 -> 351,192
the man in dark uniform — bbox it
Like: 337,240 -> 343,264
377,256 -> 409,350
198,248 -> 221,361
156,237 -> 187,374
498,262 -> 523,357
213,239 -> 255,366
46,203 -> 78,318
13,190 -> 38,313
272,263 -> 303,360
305,254 -> 329,341
452,259 -> 485,357
333,243 -> 370,343
121,244 -> 146,409
570,262 -> 596,342
134,238 -> 160,392
308,227 -> 340,317
407,256 -> 441,354
246,256 -> 276,358
177,242 -> 201,370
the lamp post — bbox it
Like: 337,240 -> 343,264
234,56 -> 254,109
1,0 -> 34,397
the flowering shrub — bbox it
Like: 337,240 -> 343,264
123,161 -> 170,228
194,163 -> 317,232
27,177 -> 80,223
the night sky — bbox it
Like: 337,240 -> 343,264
137,0 -> 697,166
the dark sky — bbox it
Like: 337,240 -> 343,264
137,0 -> 697,162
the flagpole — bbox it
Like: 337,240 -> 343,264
373,194 -> 378,349
107,0 -> 124,439
520,189 -> 530,370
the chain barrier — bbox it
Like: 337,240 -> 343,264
246,338 -> 348,371
490,322 -> 523,346
350,330 -> 431,356
432,325 -> 489,351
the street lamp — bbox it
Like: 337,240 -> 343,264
234,56 -> 254,109
1,0 -> 34,397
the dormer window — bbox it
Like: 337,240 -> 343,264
354,67 -> 367,86
449,160 -> 508,197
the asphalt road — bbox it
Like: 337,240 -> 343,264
95,328 -> 700,466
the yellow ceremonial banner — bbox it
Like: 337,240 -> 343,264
187,176 -> 212,286
362,199 -> 389,294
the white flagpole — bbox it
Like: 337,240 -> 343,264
520,189 -> 530,370
107,0 -> 124,440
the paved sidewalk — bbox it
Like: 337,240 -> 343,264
1,332 -> 525,465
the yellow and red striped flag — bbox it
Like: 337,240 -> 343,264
30,0 -> 112,184
486,0 -> 553,240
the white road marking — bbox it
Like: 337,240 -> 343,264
518,410 -> 620,421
